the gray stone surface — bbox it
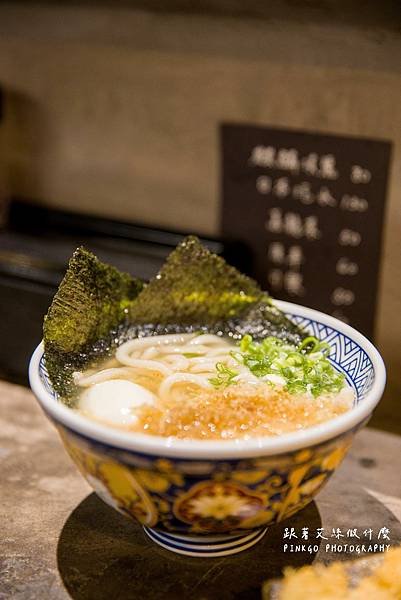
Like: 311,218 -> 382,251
0,379 -> 400,599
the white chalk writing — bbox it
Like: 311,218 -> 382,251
336,257 -> 359,276
249,146 -> 340,180
331,287 -> 355,306
265,209 -> 321,240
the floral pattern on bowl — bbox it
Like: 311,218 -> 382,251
30,301 -> 385,556
58,424 -> 354,535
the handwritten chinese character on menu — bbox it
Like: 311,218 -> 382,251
221,124 -> 392,338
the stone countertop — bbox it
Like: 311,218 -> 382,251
1,380 -> 400,600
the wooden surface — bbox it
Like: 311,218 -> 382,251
0,379 -> 400,599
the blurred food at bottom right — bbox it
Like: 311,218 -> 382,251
263,546 -> 401,599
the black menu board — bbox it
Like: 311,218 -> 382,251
221,124 -> 392,339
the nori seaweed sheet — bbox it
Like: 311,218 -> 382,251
43,237 -> 305,401
129,235 -> 263,325
43,247 -> 143,399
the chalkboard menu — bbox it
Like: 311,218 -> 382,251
221,124 -> 392,339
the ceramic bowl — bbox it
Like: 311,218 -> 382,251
29,301 -> 385,557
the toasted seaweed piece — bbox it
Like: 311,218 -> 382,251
129,235 -> 263,325
213,300 -> 305,345
129,236 -> 304,344
43,247 -> 143,397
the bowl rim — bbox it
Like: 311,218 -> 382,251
29,300 -> 386,459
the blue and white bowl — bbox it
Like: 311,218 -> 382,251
29,301 -> 386,557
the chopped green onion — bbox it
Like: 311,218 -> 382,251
232,335 -> 344,397
209,362 -> 239,388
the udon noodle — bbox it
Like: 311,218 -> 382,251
73,333 -> 354,440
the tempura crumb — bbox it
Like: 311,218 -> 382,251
262,547 -> 401,600
270,563 -> 349,600
133,382 -> 353,440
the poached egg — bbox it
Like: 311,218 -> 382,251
79,379 -> 156,426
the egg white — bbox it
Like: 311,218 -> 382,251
79,379 -> 155,426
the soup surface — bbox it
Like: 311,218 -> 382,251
73,333 -> 354,440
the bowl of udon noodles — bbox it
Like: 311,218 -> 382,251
29,239 -> 385,557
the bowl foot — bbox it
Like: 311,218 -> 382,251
143,526 -> 267,557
